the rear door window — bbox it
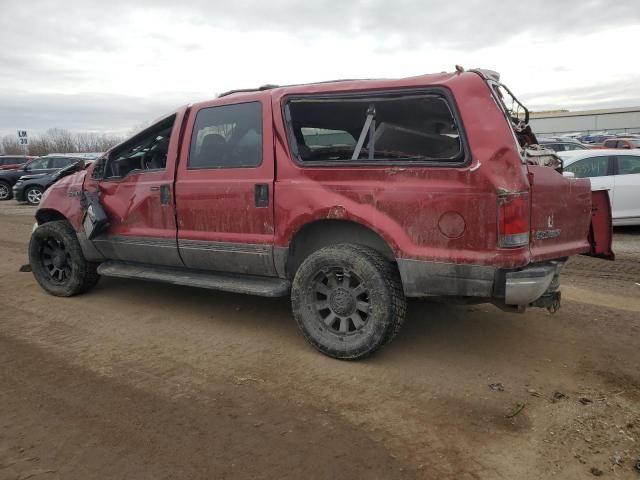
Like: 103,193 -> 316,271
188,102 -> 262,169
564,156 -> 610,178
615,155 -> 640,175
285,92 -> 464,164
49,157 -> 74,168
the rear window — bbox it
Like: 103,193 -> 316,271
285,93 -> 463,164
616,155 -> 640,175
564,156 -> 609,178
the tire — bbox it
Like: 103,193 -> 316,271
0,181 -> 12,200
291,244 -> 406,360
29,220 -> 100,297
25,186 -> 44,205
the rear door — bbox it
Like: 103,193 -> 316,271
175,95 -> 276,276
612,154 -> 640,224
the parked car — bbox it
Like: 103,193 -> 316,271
13,160 -> 87,205
601,138 -> 640,150
0,155 -> 33,170
0,156 -> 80,200
560,149 -> 640,226
538,137 -> 590,152
578,134 -> 616,145
28,68 -> 613,360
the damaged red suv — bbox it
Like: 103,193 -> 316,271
28,68 -> 613,359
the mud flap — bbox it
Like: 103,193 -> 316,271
586,190 -> 614,260
81,191 -> 110,240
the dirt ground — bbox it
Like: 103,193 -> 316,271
1,201 -> 639,480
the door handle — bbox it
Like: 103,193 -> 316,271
255,184 -> 269,208
150,185 -> 171,205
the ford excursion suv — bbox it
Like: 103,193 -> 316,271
28,68 -> 613,359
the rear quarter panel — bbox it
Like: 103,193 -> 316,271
272,73 -> 531,268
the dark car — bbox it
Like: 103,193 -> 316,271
538,137 -> 590,152
13,160 -> 87,205
0,156 -> 79,200
0,155 -> 34,170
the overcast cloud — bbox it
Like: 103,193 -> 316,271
1,0 -> 639,136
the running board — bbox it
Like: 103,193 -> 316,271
97,261 -> 290,297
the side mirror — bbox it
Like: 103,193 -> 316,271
562,171 -> 575,178
623,144 -> 631,149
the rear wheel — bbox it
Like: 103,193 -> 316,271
291,244 -> 406,360
0,181 -> 12,200
29,220 -> 99,297
25,186 -> 44,205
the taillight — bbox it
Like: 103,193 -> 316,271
498,193 -> 529,248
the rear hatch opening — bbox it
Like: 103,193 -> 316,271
474,69 -> 614,261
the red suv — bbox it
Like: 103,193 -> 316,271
28,68 -> 613,359
0,155 -> 33,170
602,138 -> 640,149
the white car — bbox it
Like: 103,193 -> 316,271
559,149 -> 640,226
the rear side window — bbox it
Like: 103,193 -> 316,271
564,156 -> 610,178
616,155 -> 640,175
285,93 -> 463,164
189,102 -> 262,169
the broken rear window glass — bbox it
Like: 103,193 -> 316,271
286,93 -> 462,163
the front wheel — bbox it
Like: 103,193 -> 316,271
291,244 -> 406,360
29,220 -> 100,297
0,181 -> 12,200
25,186 -> 44,205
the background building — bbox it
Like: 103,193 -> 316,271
529,106 -> 640,136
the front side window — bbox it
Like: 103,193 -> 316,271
188,102 -> 262,169
26,158 -> 49,170
603,140 -> 617,148
286,93 -> 463,163
103,115 -> 175,179
616,155 -> 640,175
564,156 -> 610,178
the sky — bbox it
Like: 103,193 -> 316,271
1,0 -> 639,137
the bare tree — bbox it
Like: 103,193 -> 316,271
0,129 -> 125,156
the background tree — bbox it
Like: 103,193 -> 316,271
0,129 -> 124,156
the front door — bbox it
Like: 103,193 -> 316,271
175,96 -> 276,276
86,110 -> 187,267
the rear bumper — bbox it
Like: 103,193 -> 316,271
504,263 -> 561,305
397,258 -> 563,306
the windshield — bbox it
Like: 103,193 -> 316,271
628,139 -> 640,147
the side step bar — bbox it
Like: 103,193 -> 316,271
97,261 -> 291,297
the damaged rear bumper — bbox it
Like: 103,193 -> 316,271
504,262 -> 562,305
397,258 -> 564,309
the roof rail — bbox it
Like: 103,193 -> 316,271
217,78 -> 368,98
218,84 -> 280,98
